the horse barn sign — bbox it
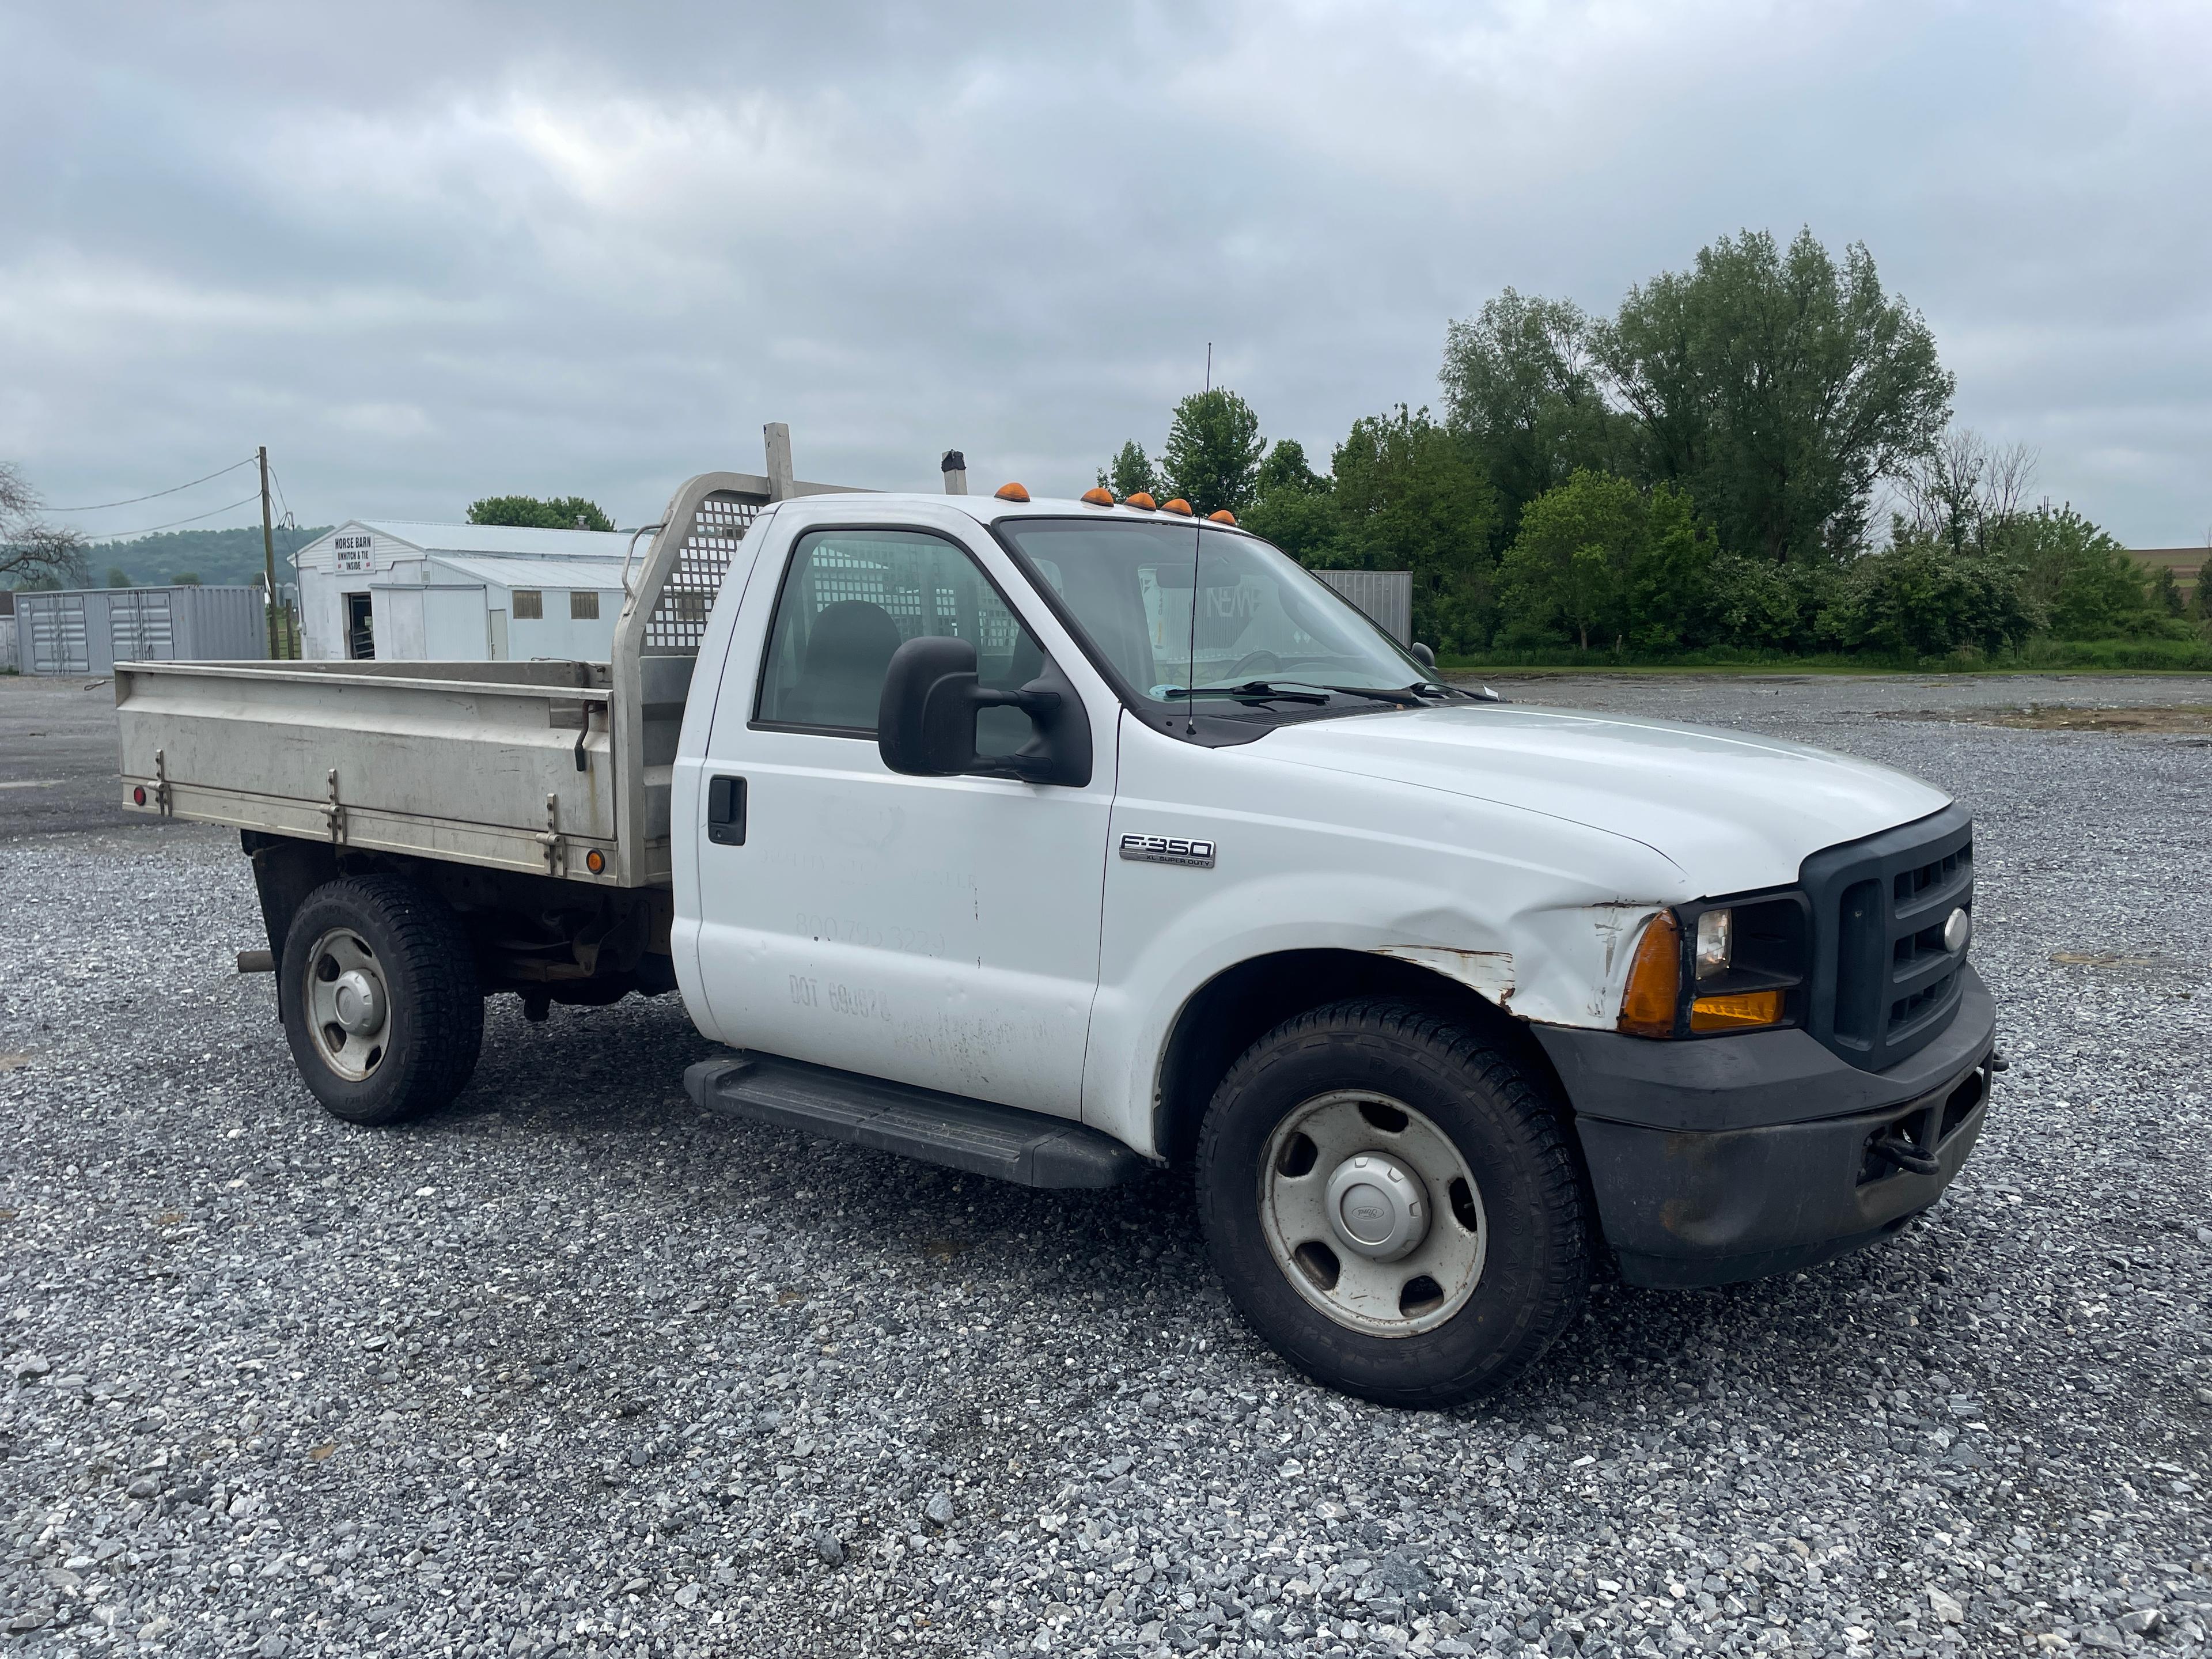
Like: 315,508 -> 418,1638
332,532 -> 373,574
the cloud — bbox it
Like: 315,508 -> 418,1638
0,0 -> 2205,545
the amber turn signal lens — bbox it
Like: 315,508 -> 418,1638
1161,497 -> 1194,516
1207,509 -> 1237,524
1080,487 -> 1114,506
1690,990 -> 1785,1032
1124,492 -> 1157,510
585,849 -> 607,875
994,481 -> 1030,502
1618,911 -> 1681,1037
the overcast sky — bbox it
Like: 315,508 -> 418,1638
3,1 -> 2207,548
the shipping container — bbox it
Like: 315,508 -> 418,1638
10,585 -> 269,676
1313,569 -> 1413,646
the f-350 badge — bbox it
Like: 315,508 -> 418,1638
1119,832 -> 1215,869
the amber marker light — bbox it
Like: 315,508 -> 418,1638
1207,509 -> 1237,524
1161,497 -> 1194,516
1690,990 -> 1785,1032
1081,487 -> 1115,506
1124,492 -> 1157,510
585,849 -> 607,875
994,482 -> 1030,502
1617,912 -> 1682,1037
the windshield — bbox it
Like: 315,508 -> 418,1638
994,520 -> 1425,711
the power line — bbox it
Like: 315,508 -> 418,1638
95,493 -> 264,541
265,457 -> 294,527
43,457 -> 257,513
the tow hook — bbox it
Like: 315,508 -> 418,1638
1988,1050 -> 2009,1073
1869,1131 -> 1940,1177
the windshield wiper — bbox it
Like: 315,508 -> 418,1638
1407,680 -> 1508,704
1161,681 -> 1332,706
1165,680 -> 1431,708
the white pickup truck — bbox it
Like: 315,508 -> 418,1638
117,458 -> 1995,1407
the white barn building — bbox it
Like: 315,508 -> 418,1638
292,520 -> 636,662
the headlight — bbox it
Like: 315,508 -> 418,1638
1619,892 -> 1810,1039
1695,910 -> 1732,979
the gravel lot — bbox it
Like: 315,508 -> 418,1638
2,671 -> 2209,1659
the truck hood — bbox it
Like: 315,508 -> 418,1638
1263,703 -> 1950,896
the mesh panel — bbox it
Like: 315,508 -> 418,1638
805,545 -> 1021,654
644,492 -> 762,653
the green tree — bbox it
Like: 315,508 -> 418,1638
2004,504 -> 2143,637
1241,438 -> 1342,564
467,495 -> 616,531
1097,441 -> 1162,502
1600,228 -> 1953,563
1441,290 -> 1629,548
1628,485 -> 1722,650
1329,408 -> 1497,650
1495,472 -> 1720,652
2147,565 -> 2186,618
106,568 -> 133,587
171,571 -> 203,586
1498,471 -> 1645,650
1255,438 -> 1325,498
2194,555 -> 2212,623
1160,389 -> 1264,516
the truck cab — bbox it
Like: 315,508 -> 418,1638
119,469 -> 1995,1408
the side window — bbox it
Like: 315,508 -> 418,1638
756,529 -> 1050,757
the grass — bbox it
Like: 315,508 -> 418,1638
1439,637 -> 2212,676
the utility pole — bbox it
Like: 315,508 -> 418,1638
257,446 -> 281,658
1205,343 -> 1212,393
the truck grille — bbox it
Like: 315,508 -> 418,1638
1799,805 -> 1974,1072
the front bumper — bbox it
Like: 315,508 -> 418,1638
1532,967 -> 1997,1289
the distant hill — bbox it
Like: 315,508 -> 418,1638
75,524 -> 332,589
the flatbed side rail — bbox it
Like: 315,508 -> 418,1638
115,658 -> 622,880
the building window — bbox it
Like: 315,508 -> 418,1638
512,589 -> 544,620
570,590 -> 600,620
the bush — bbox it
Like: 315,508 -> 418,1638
1823,536 -> 2041,656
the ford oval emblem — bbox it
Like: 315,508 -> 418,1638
1942,908 -> 1971,955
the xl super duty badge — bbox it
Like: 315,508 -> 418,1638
1119,832 -> 1215,869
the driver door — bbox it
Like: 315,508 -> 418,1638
693,522 -> 1114,1118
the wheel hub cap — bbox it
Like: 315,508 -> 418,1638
1324,1153 -> 1427,1260
1256,1090 -> 1488,1339
332,969 -> 384,1035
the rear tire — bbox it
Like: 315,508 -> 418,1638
1195,998 -> 1589,1408
279,875 -> 483,1126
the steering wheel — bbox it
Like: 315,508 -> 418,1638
1226,649 -> 1282,680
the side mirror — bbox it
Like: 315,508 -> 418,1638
1410,641 -> 1436,669
877,637 -> 1092,787
877,637 -> 984,777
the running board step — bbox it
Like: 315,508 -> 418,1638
683,1053 -> 1146,1190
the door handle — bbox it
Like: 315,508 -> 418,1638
707,775 -> 747,846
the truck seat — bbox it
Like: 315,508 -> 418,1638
781,600 -> 903,729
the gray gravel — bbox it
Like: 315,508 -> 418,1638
2,671 -> 2210,1658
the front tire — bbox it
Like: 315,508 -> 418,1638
279,875 -> 484,1126
1195,998 -> 1589,1408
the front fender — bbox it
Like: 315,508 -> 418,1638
1082,717 -> 1685,1154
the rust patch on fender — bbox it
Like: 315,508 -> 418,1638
1373,946 -> 1514,1008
